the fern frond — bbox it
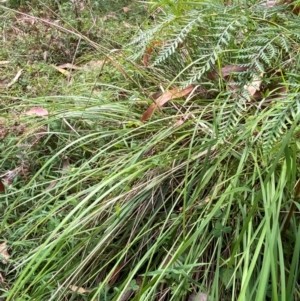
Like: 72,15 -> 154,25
127,14 -> 178,61
153,13 -> 202,66
186,15 -> 247,85
261,91 -> 300,153
217,89 -> 248,141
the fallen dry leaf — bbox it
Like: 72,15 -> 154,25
142,52 -> 150,67
69,285 -> 89,294
123,21 -> 134,28
83,60 -> 104,70
263,1 -> 277,7
0,79 -> 7,89
142,40 -> 162,67
1,166 -> 22,185
0,242 -> 10,264
51,64 -> 70,76
149,6 -> 163,20
16,15 -> 35,25
208,65 -> 247,80
188,292 -> 209,301
56,63 -> 81,70
244,73 -> 263,98
173,113 -> 194,127
118,289 -> 133,301
142,47 -> 153,67
0,180 -> 4,193
174,118 -> 185,127
25,107 -> 48,117
109,262 -> 127,285
141,85 -> 195,122
103,13 -> 118,20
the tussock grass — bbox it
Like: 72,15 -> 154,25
0,1 -> 299,301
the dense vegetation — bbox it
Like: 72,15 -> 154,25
0,0 -> 299,300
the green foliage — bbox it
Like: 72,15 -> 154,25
0,0 -> 299,301
130,0 -> 300,151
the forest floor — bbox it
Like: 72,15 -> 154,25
1,1 -> 300,301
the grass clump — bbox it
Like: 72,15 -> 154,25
0,0 -> 300,301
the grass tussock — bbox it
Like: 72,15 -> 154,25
0,1 -> 300,301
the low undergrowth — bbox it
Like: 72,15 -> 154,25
0,1 -> 299,301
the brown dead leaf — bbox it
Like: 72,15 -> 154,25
51,64 -> 70,76
188,292 -> 209,301
1,167 -> 22,185
208,65 -> 247,80
0,180 -> 4,193
142,41 -> 162,67
149,6 -> 163,20
25,107 -> 48,117
263,1 -> 277,7
69,285 -> 89,294
149,91 -> 163,100
174,118 -> 185,127
244,73 -> 263,98
142,53 -> 150,67
204,196 -> 211,203
103,14 -> 118,20
16,15 -> 35,25
142,47 -> 153,67
83,60 -> 103,70
123,7 -> 130,13
56,63 -> 81,70
123,21 -> 134,28
173,113 -> 194,127
118,290 -> 133,301
0,242 -> 10,264
109,262 -> 127,285
0,79 -> 8,89
141,85 -> 195,122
